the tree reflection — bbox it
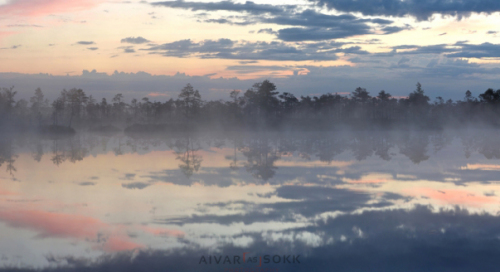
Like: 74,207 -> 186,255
4,129 -> 500,182
398,132 -> 430,164
0,138 -> 17,178
174,135 -> 202,178
240,137 -> 280,181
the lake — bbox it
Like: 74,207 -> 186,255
1,129 -> 500,271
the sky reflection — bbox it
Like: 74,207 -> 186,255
0,129 -> 500,270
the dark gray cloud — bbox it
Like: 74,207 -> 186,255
202,18 -> 254,26
76,41 -> 95,45
198,9 -> 395,41
277,27 -> 369,41
87,47 -> 99,51
151,0 -> 293,14
387,42 -> 500,59
348,57 -> 381,64
78,181 -> 95,186
446,42 -> 500,58
159,185 -> 390,226
121,36 -> 150,44
389,44 -> 457,55
310,0 -> 500,21
381,25 -> 412,35
144,39 -> 348,61
121,173 -> 137,180
487,30 -> 498,34
122,182 -> 151,189
264,9 -> 392,28
153,1 -> 398,41
239,60 -> 259,64
257,28 -> 277,35
398,57 -> 410,65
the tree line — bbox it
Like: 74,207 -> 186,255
1,81 -> 500,131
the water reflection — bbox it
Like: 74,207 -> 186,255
173,135 -> 202,178
0,130 -> 499,182
0,129 -> 500,270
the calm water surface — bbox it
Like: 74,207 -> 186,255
1,129 -> 500,271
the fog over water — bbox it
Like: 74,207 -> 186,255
1,128 -> 500,271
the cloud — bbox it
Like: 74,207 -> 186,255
257,28 -> 277,35
0,44 -> 21,49
87,47 -> 99,50
239,60 -> 259,64
121,173 -> 136,180
264,9 -> 392,28
310,0 -> 500,21
398,57 -> 410,65
122,182 -> 151,189
78,181 -> 95,186
388,44 -> 457,55
151,0 -> 292,15
121,36 -> 150,44
0,0 -> 104,17
144,38 -> 345,61
156,2 -> 397,42
277,27 -> 369,41
0,208 -> 143,252
446,42 -> 500,59
226,65 -> 303,75
6,24 -> 43,27
76,41 -> 95,45
198,9 -> 394,41
381,25 -> 412,35
159,186 -> 381,226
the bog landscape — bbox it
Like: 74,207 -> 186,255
2,0 -> 500,271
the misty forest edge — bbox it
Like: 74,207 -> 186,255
1,80 -> 500,134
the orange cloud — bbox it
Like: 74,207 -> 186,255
0,0 -> 102,17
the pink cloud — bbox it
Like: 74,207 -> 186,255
409,188 -> 497,207
101,236 -> 144,252
0,187 -> 17,195
0,0 -> 103,17
0,209 -> 144,252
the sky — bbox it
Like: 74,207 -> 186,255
1,0 -> 500,100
